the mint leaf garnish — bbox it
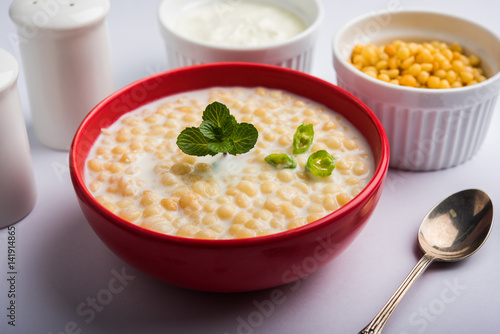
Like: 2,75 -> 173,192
199,120 -> 221,140
176,127 -> 217,156
176,102 -> 258,157
222,115 -> 237,137
202,101 -> 231,126
228,123 -> 259,155
207,139 -> 235,153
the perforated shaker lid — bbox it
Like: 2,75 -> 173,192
0,49 -> 20,92
9,0 -> 110,31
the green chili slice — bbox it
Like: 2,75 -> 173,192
265,153 -> 297,169
293,124 -> 314,154
306,150 -> 335,177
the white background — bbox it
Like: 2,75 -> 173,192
1,0 -> 500,333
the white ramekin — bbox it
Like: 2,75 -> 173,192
158,0 -> 323,72
333,9 -> 500,171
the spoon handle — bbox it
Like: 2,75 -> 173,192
358,253 -> 435,334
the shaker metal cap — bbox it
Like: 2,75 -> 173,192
9,0 -> 110,31
0,48 -> 19,92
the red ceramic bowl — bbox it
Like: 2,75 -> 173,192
70,63 -> 389,292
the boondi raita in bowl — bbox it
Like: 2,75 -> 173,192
70,63 -> 389,292
83,86 -> 375,240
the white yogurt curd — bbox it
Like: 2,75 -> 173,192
172,1 -> 306,46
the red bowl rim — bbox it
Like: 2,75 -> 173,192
70,62 -> 389,248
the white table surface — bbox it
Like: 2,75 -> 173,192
1,0 -> 500,333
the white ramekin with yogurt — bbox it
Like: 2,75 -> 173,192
158,0 -> 323,72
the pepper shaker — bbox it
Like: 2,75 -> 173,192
9,0 -> 114,150
0,49 -> 37,228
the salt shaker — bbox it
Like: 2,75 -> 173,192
9,0 -> 114,150
0,49 -> 37,228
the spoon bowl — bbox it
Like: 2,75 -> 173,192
360,189 -> 494,334
418,189 -> 494,262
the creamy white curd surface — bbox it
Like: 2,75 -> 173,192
172,2 -> 307,47
84,87 -> 374,239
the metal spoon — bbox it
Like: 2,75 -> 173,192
359,189 -> 494,334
